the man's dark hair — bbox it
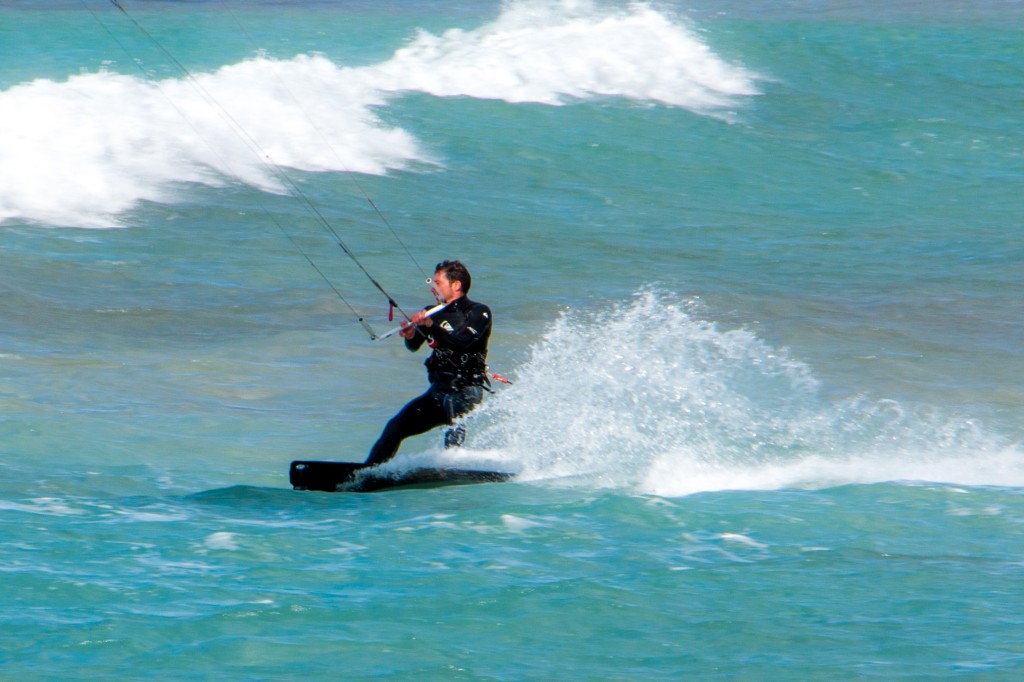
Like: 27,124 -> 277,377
436,260 -> 471,294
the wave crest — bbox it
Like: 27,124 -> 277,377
370,0 -> 759,108
0,1 -> 758,227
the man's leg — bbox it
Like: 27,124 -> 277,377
442,385 -> 483,449
365,389 -> 448,466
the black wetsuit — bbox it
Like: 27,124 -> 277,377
365,296 -> 492,466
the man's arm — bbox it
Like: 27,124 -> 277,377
403,328 -> 428,351
400,305 -> 438,351
428,303 -> 491,352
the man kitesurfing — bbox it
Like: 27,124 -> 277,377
90,1 -> 508,491
364,260 -> 492,466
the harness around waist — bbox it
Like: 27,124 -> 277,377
427,349 -> 486,388
430,370 -> 487,391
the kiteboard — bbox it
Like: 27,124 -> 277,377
290,460 -> 514,493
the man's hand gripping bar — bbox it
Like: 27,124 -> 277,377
375,302 -> 448,340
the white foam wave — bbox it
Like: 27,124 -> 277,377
0,57 -> 426,227
368,0 -> 758,108
0,1 -> 758,227
467,291 -> 1024,496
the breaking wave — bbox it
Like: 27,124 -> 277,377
0,1 -> 758,227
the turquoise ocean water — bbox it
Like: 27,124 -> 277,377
2,0 -> 1023,678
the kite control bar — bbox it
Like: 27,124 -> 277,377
375,302 -> 448,340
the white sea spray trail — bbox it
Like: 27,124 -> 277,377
465,291 -> 1024,496
0,1 -> 758,227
